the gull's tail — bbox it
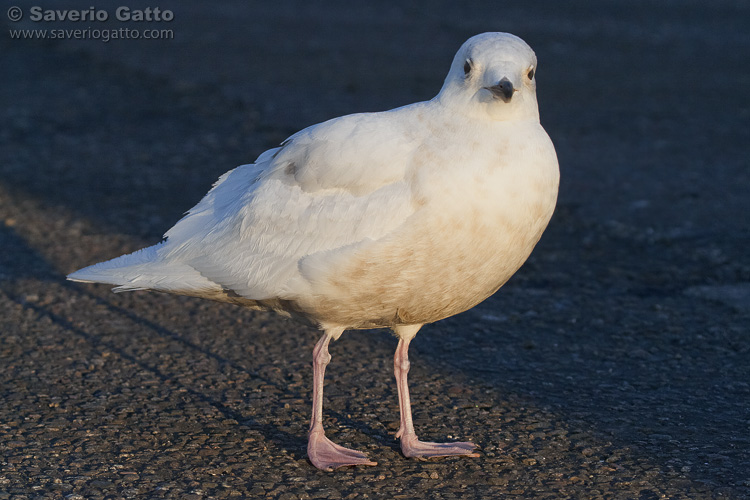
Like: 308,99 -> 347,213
67,242 -> 217,294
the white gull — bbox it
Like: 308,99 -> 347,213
68,32 -> 560,470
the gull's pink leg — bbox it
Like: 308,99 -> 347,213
393,326 -> 479,459
307,330 -> 377,471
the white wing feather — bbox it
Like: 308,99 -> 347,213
159,107 -> 422,299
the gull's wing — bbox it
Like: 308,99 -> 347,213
160,107 -> 423,300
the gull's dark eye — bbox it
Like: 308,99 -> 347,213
527,67 -> 535,80
463,59 -> 472,76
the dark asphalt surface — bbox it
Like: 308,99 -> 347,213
2,1 -> 749,499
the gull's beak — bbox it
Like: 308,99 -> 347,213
485,77 -> 515,102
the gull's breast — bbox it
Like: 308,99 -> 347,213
297,123 -> 559,329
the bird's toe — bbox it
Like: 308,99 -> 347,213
307,430 -> 377,470
400,434 -> 479,459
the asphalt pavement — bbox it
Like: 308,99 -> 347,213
1,1 -> 749,499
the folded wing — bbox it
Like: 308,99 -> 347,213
157,108 -> 422,300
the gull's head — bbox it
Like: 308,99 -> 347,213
438,32 -> 540,122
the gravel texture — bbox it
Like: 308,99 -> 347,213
1,1 -> 749,499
